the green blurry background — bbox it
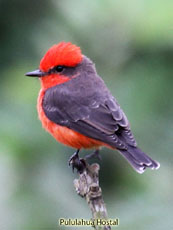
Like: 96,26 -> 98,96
0,0 -> 173,229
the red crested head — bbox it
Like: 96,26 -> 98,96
40,42 -> 82,72
25,42 -> 83,89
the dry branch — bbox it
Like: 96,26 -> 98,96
73,160 -> 111,230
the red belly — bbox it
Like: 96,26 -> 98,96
37,89 -> 107,149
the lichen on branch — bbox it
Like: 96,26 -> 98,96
73,160 -> 111,230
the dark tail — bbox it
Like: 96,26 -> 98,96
119,146 -> 160,174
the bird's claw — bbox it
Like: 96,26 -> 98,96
85,149 -> 102,161
68,150 -> 86,174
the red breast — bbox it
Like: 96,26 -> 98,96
37,89 -> 107,149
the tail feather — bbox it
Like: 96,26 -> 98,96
119,146 -> 160,174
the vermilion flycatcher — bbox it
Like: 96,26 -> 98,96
26,42 -> 160,173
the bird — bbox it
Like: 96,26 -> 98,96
25,41 -> 160,174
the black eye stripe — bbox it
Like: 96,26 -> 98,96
48,65 -> 76,76
54,65 -> 64,72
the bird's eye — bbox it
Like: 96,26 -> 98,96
54,65 -> 64,72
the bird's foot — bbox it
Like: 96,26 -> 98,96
85,149 -> 102,161
68,149 -> 86,174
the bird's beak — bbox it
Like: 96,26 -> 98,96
25,69 -> 44,77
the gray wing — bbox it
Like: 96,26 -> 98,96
42,73 -> 160,174
42,75 -> 137,150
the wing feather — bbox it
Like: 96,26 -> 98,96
42,77 -> 137,149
